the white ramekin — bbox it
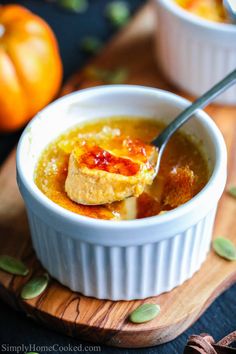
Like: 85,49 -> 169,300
16,85 -> 227,301
154,0 -> 236,105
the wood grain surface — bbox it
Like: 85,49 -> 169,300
0,4 -> 236,348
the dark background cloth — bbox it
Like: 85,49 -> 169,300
0,1 -> 235,353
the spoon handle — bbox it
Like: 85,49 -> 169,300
223,0 -> 236,21
152,69 -> 236,150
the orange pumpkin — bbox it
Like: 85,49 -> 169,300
0,5 -> 63,132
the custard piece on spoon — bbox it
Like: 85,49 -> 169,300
65,137 -> 157,205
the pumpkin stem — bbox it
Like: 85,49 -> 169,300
0,24 -> 5,37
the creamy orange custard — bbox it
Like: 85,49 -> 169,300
65,137 -> 157,205
175,0 -> 229,23
34,117 -> 209,220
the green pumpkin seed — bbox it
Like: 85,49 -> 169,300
81,36 -> 103,55
58,0 -> 88,13
129,303 -> 160,324
105,1 -> 130,27
228,186 -> 236,198
84,66 -> 128,84
21,274 -> 49,300
0,255 -> 29,276
105,68 -> 128,84
213,237 -> 236,261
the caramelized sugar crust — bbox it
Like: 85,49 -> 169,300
163,166 -> 195,208
75,144 -> 140,176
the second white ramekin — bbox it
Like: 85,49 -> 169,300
16,85 -> 227,300
154,0 -> 236,105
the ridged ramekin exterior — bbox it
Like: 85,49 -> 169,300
154,0 -> 236,105
26,206 -> 216,300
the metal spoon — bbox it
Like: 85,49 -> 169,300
223,0 -> 236,22
152,69 -> 236,175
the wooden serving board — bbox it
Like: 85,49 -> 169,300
0,4 -> 236,348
